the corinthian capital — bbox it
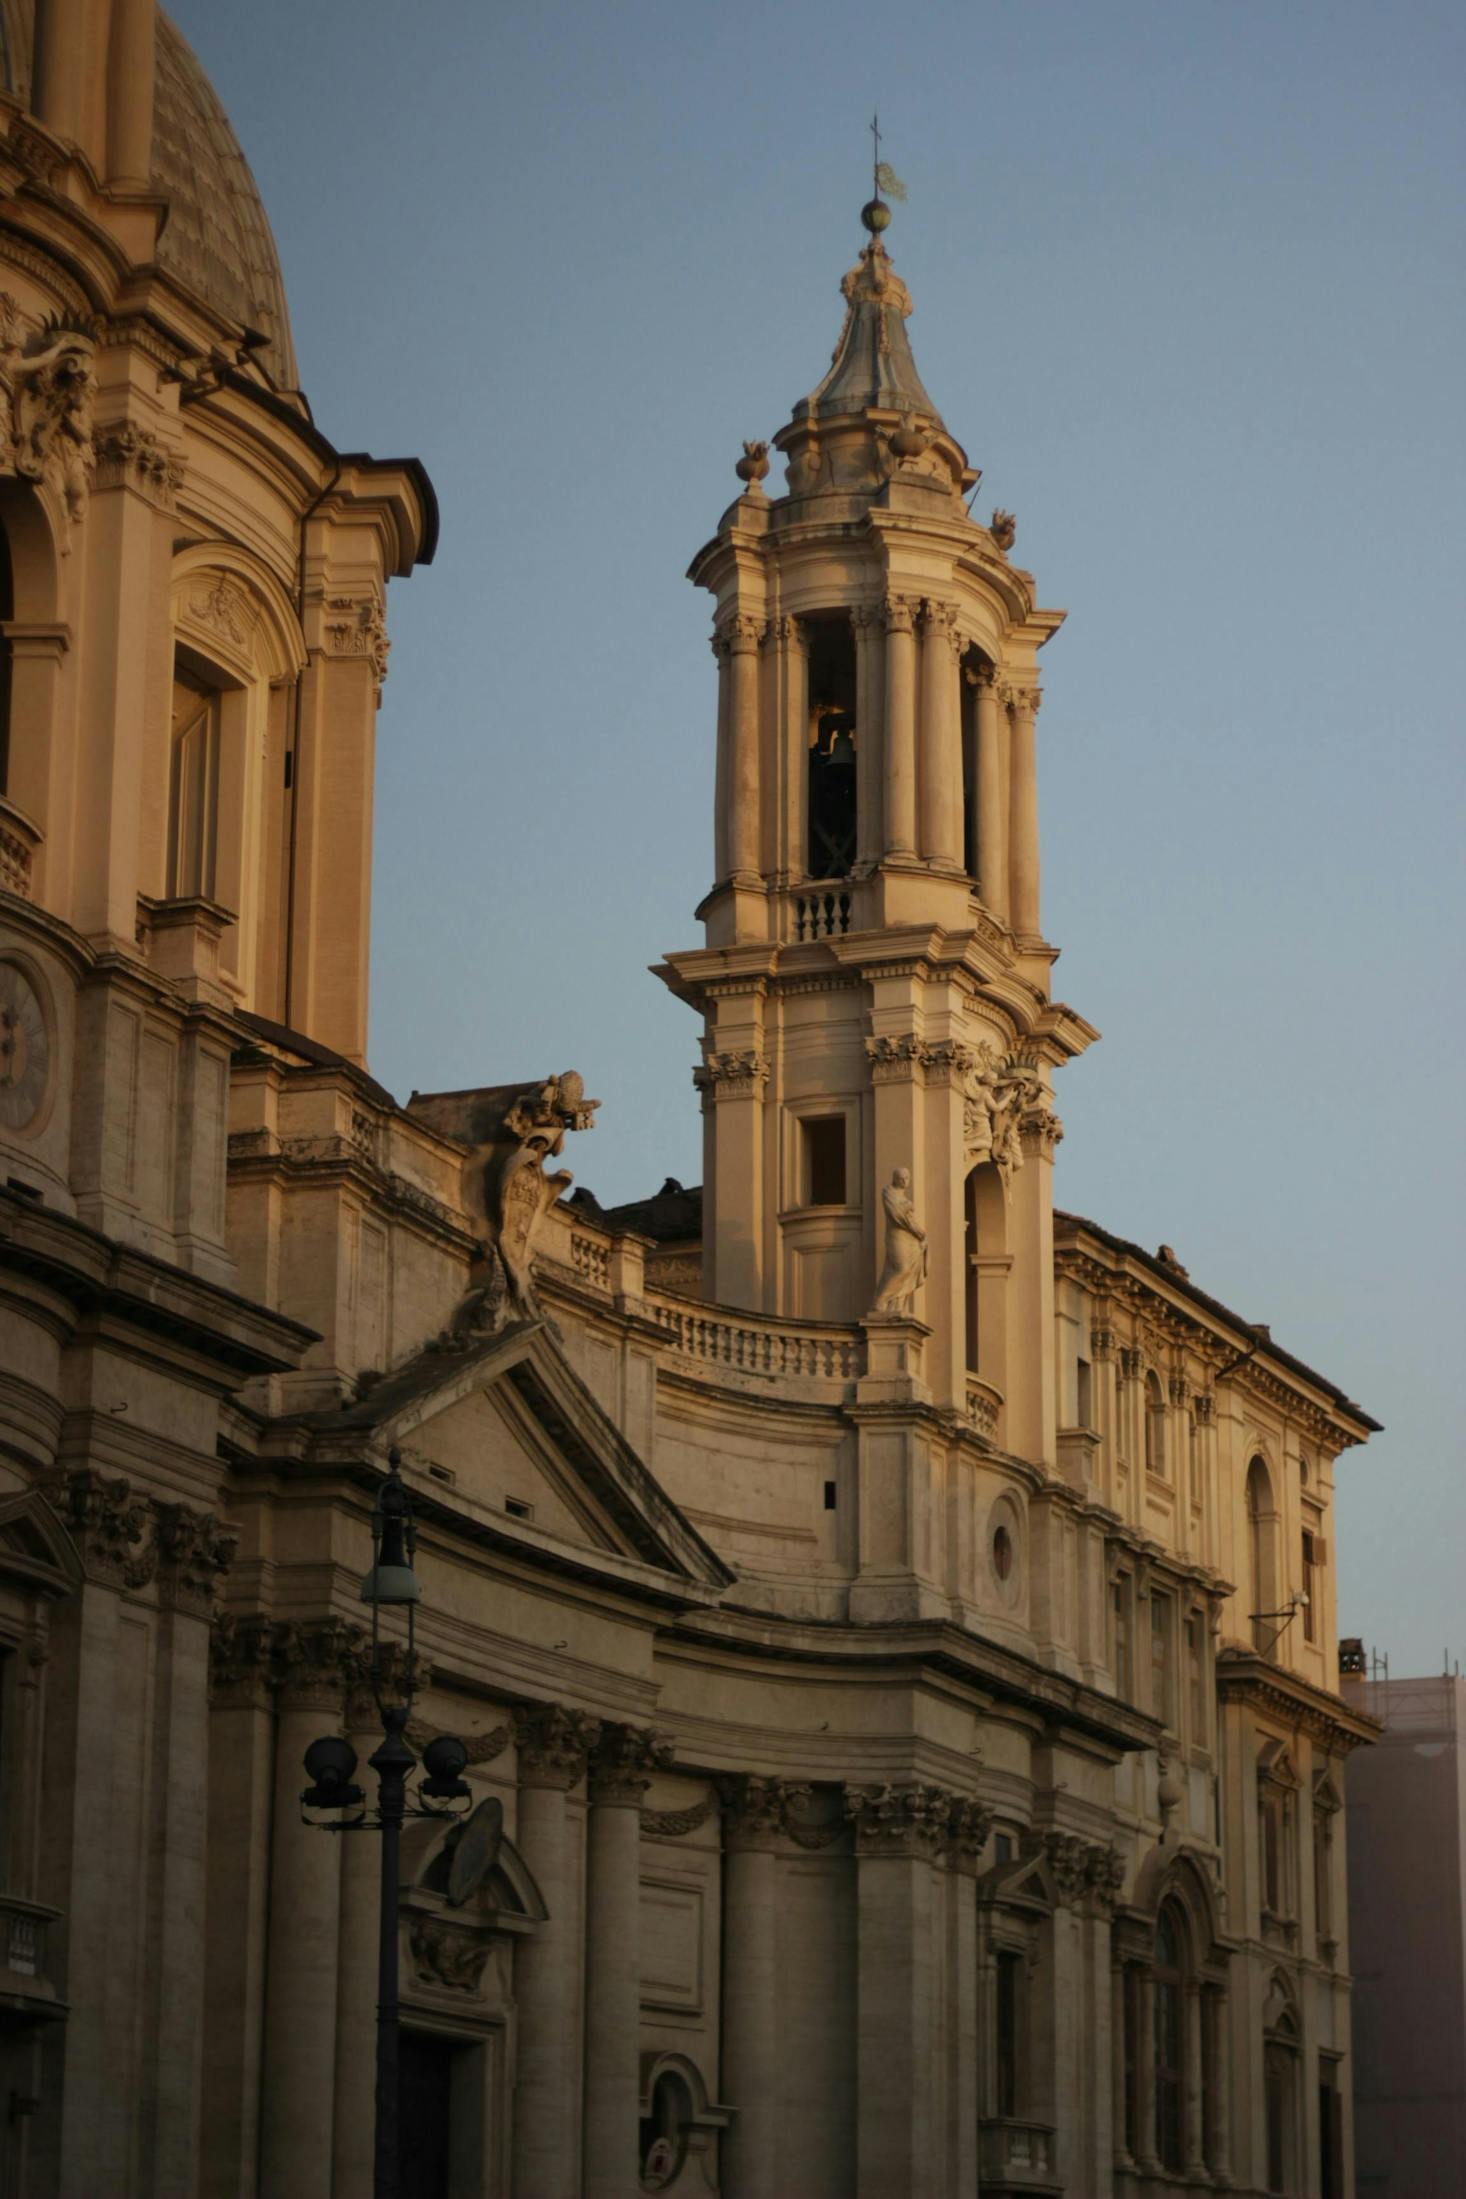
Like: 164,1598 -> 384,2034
715,611 -> 763,655
589,1722 -> 675,1805
883,594 -> 916,635
514,1701 -> 603,1789
717,1772 -> 812,1851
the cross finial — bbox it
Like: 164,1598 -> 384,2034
871,112 -> 881,200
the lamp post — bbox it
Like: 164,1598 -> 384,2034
300,1447 -> 470,2199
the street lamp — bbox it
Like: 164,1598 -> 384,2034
301,1447 -> 471,2199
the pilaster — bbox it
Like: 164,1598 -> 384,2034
583,1723 -> 672,2199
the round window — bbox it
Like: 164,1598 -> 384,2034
992,1523 -> 1014,1581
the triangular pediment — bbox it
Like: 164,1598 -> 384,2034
337,1320 -> 731,1595
978,1849 -> 1055,1912
0,1491 -> 82,1596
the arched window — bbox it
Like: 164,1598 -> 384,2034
805,616 -> 857,879
1247,1457 -> 1278,1653
1145,1371 -> 1167,1477
1153,1902 -> 1188,2171
1263,1991 -> 1301,2194
963,1162 -> 1007,1388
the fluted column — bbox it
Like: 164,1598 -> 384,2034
852,605 -> 885,865
719,1776 -> 793,2198
975,665 -> 1008,921
1006,683 -> 1042,940
725,614 -> 762,882
882,597 -> 917,857
919,601 -> 962,868
513,1704 -> 602,2199
583,1724 -> 670,2199
1112,1964 -> 1133,2170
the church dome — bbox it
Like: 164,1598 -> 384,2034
150,11 -> 299,390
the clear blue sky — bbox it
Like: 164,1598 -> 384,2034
176,0 -> 1464,1676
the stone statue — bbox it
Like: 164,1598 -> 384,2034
871,1167 -> 927,1314
407,1073 -> 599,1336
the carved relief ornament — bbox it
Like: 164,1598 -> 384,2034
589,1723 -> 675,1806
186,576 -> 259,650
92,422 -> 186,507
0,299 -> 97,550
155,1501 -> 238,1616
44,1467 -> 151,1589
324,595 -> 391,700
693,1048 -> 768,1101
513,1702 -> 602,1789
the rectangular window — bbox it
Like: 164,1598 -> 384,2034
1301,1529 -> 1318,1643
1112,1581 -> 1131,1698
801,1116 -> 846,1206
995,1948 -> 1021,2117
1187,1612 -> 1206,1744
1151,1594 -> 1175,1728
1076,1355 -> 1093,1430
1314,1810 -> 1333,1944
169,669 -> 221,900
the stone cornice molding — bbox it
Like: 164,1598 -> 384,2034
513,1701 -> 603,1790
588,1722 -> 675,1806
1215,1651 -> 1379,1754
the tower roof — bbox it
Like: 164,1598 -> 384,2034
794,233 -> 944,430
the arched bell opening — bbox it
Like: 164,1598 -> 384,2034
964,1160 -> 1008,1381
804,613 -> 858,880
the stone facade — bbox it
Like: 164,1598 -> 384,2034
0,11 -> 1379,2199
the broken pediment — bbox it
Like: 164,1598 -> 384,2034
338,1319 -> 731,1596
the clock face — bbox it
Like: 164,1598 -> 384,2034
0,963 -> 50,1131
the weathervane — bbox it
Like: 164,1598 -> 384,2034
864,113 -> 907,236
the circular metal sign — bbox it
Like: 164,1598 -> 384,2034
445,1796 -> 504,1908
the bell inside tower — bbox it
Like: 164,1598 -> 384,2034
805,614 -> 858,880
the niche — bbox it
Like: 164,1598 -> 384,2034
805,615 -> 857,879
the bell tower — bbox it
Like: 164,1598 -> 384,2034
659,196 -> 1095,1460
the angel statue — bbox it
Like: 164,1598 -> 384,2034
871,1167 -> 927,1314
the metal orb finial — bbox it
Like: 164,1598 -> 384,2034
861,198 -> 892,236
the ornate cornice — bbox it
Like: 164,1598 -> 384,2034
1215,1651 -> 1378,1754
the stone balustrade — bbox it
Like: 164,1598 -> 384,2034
0,796 -> 40,899
977,2117 -> 1059,2188
0,1893 -> 64,2016
647,1294 -> 864,1387
966,1373 -> 1004,1441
